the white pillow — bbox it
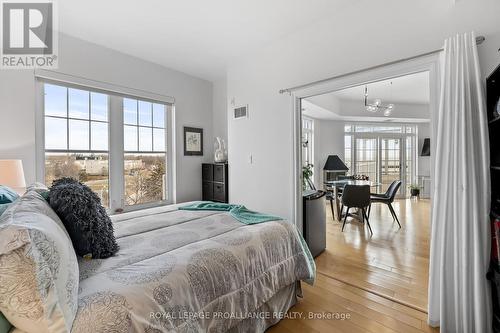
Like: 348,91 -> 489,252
0,191 -> 78,333
25,182 -> 49,194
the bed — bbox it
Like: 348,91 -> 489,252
72,203 -> 315,332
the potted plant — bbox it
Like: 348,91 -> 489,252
408,183 -> 421,197
302,163 -> 314,190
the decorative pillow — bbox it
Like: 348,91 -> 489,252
0,191 -> 79,333
48,178 -> 119,259
0,185 -> 18,204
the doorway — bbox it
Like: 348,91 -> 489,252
381,137 -> 402,192
293,55 -> 439,315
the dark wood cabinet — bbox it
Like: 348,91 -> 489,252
214,164 -> 226,182
202,164 -> 213,181
202,163 -> 228,203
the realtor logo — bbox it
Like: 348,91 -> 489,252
1,0 -> 58,68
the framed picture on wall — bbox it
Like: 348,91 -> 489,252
184,127 -> 203,156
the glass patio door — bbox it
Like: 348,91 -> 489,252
353,136 -> 406,197
354,138 -> 378,182
346,124 -> 416,198
380,138 -> 402,196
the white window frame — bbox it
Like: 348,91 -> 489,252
42,83 -> 112,205
301,116 -> 314,166
34,71 -> 176,213
122,97 -> 169,210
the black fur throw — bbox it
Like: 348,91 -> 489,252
48,177 -> 119,259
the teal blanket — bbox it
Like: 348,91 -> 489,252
0,312 -> 11,333
179,202 -> 283,224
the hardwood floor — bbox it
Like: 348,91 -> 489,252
268,199 -> 438,333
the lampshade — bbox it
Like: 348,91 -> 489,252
323,155 -> 349,171
421,138 -> 430,156
0,160 -> 26,192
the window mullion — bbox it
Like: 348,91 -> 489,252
378,137 -> 381,185
136,100 -> 139,150
88,92 -> 92,151
109,95 -> 125,212
66,87 -> 69,150
151,104 -> 154,151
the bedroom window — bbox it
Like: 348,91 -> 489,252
123,98 -> 167,206
44,83 -> 110,206
40,79 -> 173,212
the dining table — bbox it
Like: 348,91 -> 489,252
324,179 -> 382,221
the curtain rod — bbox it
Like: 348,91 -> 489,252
279,35 -> 486,95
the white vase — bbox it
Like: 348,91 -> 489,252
214,137 -> 227,163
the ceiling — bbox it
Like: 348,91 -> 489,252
328,71 -> 430,104
58,0 -> 358,81
303,71 -> 430,122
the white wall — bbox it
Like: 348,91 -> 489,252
313,119 -> 345,187
0,74 -> 37,185
212,77 -> 228,142
480,28 -> 500,78
0,33 -> 214,203
227,0 -> 500,220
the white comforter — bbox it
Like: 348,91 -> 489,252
72,203 -> 314,332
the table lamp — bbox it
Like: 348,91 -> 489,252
323,155 -> 349,182
0,160 -> 26,194
421,138 -> 430,156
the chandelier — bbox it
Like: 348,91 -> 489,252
364,82 -> 394,116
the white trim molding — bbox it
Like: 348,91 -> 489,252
35,77 -> 176,212
288,52 -> 441,231
34,69 -> 175,105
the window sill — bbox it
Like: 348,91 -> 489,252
113,199 -> 173,215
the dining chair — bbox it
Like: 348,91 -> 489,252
368,180 -> 402,228
341,184 -> 372,235
325,191 -> 335,218
324,175 -> 354,219
336,175 -> 354,214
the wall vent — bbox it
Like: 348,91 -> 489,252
233,105 -> 248,119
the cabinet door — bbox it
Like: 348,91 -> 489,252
213,183 -> 226,202
202,164 -> 213,181
214,164 -> 225,183
202,182 -> 214,201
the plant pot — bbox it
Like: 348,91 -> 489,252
410,188 -> 420,197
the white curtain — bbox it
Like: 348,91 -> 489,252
428,32 -> 492,332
